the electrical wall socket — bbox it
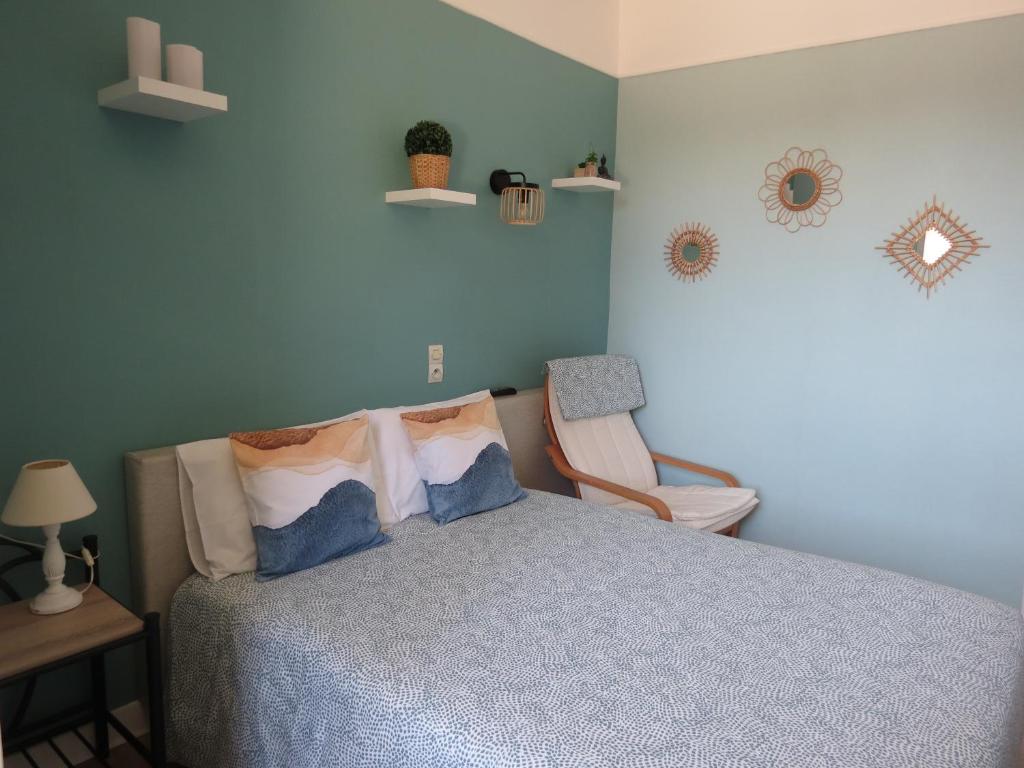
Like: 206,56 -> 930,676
428,363 -> 444,383
428,344 -> 444,363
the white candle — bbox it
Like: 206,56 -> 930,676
126,17 -> 161,80
166,44 -> 204,90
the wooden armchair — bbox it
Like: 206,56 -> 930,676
543,377 -> 756,537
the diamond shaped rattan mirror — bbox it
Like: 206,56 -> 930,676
877,197 -> 988,298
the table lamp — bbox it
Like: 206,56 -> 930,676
2,460 -> 97,614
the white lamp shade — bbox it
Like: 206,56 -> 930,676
2,460 -> 96,527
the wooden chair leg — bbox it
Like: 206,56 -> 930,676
718,522 -> 741,538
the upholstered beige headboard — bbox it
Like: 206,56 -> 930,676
124,387 -> 572,625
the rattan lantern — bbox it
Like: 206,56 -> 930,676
489,169 -> 544,226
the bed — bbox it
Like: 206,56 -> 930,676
125,388 -> 1024,768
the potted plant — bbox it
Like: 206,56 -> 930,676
404,120 -> 453,189
573,149 -> 599,178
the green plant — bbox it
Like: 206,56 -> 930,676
584,149 -> 599,165
404,120 -> 453,157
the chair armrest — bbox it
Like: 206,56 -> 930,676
649,452 -> 740,488
544,445 -> 673,522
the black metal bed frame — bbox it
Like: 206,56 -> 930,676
0,534 -> 167,768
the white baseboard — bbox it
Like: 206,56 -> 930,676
3,700 -> 148,768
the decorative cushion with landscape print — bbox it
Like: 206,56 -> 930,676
401,394 -> 525,524
230,414 -> 387,580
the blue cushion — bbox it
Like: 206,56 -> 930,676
401,395 -> 526,525
424,442 -> 526,525
230,415 -> 387,580
252,479 -> 388,580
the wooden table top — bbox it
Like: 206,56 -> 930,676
0,587 -> 144,680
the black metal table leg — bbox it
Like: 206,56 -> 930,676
83,533 -> 110,758
90,653 -> 109,757
144,612 -> 167,768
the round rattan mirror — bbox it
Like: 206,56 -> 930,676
664,222 -> 718,282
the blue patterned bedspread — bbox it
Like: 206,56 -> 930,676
168,491 -> 1024,768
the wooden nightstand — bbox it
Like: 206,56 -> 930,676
0,538 -> 166,767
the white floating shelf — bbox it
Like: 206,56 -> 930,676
385,188 -> 477,208
97,77 -> 228,123
551,177 -> 621,193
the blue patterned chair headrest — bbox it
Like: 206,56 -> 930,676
545,355 -> 645,421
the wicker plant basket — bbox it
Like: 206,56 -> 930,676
409,154 -> 450,189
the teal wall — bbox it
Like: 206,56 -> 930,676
609,16 -> 1024,606
0,0 -> 616,709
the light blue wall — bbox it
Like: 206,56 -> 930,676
609,16 -> 1024,605
0,0 -> 616,712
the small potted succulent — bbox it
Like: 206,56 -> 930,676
404,120 -> 453,189
573,149 -> 600,178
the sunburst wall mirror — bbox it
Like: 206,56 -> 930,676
877,196 -> 988,298
664,222 -> 718,282
758,146 -> 843,232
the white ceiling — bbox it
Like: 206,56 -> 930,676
441,0 -> 1024,78
440,0 -> 620,75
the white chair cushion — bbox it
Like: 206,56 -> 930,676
610,485 -> 759,531
547,379 -> 657,506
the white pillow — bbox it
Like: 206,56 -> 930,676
176,439 -> 256,580
175,453 -> 213,578
368,390 -> 493,526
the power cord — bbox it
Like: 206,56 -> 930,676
79,545 -> 96,595
0,533 -> 99,594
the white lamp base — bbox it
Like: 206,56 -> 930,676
30,582 -> 83,615
28,522 -> 83,615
